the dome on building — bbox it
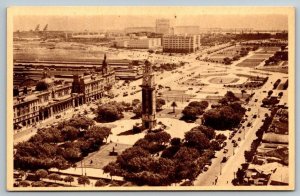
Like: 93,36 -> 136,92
41,77 -> 54,86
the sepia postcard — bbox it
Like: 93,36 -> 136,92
7,6 -> 295,191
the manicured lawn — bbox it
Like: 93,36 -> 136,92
77,142 -> 131,169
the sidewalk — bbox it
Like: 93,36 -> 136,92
49,167 -> 124,182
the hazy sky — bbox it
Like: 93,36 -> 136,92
14,14 -> 288,32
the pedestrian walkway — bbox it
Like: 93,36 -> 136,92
49,167 -> 124,182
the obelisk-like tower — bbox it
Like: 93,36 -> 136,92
141,60 -> 156,130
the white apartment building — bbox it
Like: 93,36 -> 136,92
115,37 -> 161,49
162,34 -> 201,53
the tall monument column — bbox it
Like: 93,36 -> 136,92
141,60 -> 156,130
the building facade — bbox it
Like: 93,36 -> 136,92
13,55 -> 115,130
127,38 -> 161,49
162,34 -> 201,53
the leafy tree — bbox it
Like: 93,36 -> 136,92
132,99 -> 140,107
170,137 -> 181,146
184,131 -> 210,150
224,91 -> 240,102
216,134 -> 227,141
210,140 -> 222,151
156,98 -> 166,111
47,173 -> 61,183
181,106 -> 198,121
77,176 -> 90,186
62,147 -> 82,163
223,57 -> 232,65
84,126 -> 111,143
190,125 -> 216,140
95,179 -> 106,187
61,126 -> 80,141
134,138 -> 166,154
64,175 -> 74,185
188,101 -> 209,111
103,162 -> 123,178
173,147 -> 201,180
161,145 -> 180,159
116,147 -> 150,168
19,180 -> 30,187
133,104 -> 142,118
203,101 -> 245,130
31,181 -> 46,187
244,150 -> 255,162
63,116 -> 94,130
236,168 -> 245,184
30,127 -> 63,143
96,102 -> 124,122
35,169 -> 48,180
35,81 -> 49,91
144,131 -> 171,144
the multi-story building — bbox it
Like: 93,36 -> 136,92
162,34 -> 201,53
13,55 -> 115,130
156,19 -> 170,35
114,37 -> 161,49
127,37 -> 161,49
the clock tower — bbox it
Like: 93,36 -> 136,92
141,60 -> 156,130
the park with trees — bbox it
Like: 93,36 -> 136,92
14,116 -> 111,171
102,123 -> 227,186
202,91 -> 246,130
181,101 -> 209,122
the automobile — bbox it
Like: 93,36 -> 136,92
203,166 -> 209,172
238,137 -> 241,141
188,88 -> 193,90
221,157 -> 228,163
222,142 -> 227,147
223,149 -> 228,154
206,160 -> 212,166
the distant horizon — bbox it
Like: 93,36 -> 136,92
13,14 -> 288,32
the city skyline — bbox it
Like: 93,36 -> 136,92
13,14 -> 288,32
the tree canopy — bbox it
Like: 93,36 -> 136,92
96,102 -> 124,122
